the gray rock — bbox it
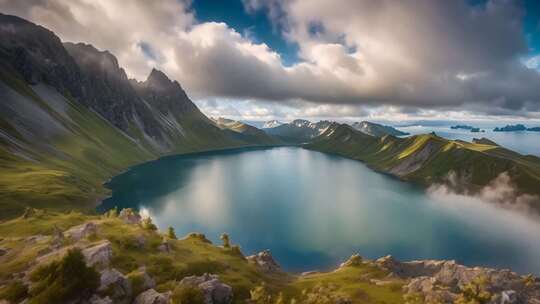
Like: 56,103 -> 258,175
246,250 -> 281,273
98,268 -> 132,301
179,274 -> 233,304
133,289 -> 169,304
65,222 -> 97,241
83,241 -> 112,268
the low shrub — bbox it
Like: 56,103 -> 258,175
28,248 -> 100,303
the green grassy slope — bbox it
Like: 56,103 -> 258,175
305,124 -> 540,209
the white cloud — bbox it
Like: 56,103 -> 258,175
2,0 -> 540,118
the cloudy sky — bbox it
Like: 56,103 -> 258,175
3,0 -> 540,122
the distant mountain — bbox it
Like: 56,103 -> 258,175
0,13 -> 275,218
212,117 -> 281,145
351,121 -> 409,137
494,124 -> 527,132
264,119 -> 333,143
527,127 -> 540,132
305,124 -> 540,211
262,120 -> 283,129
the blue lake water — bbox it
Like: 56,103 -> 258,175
101,147 -> 540,274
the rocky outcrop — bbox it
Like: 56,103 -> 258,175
374,255 -> 540,303
133,289 -> 170,304
179,274 -> 233,304
65,222 -> 98,241
98,268 -> 132,302
82,241 -> 112,268
246,250 -> 281,273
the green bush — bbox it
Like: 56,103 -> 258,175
171,285 -> 204,304
0,281 -> 28,302
28,248 -> 100,303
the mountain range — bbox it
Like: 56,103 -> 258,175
0,13 -> 276,218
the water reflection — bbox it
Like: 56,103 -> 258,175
102,147 -> 540,273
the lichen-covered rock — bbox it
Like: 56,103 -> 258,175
82,241 -> 112,268
65,222 -> 97,241
157,240 -> 171,253
98,268 -> 132,302
246,250 -> 281,273
179,273 -> 233,304
133,289 -> 169,304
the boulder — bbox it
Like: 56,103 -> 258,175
179,274 -> 233,304
133,289 -> 169,304
65,222 -> 97,241
83,241 -> 112,268
119,208 -> 141,225
246,250 -> 281,273
0,247 -> 9,256
98,268 -> 132,301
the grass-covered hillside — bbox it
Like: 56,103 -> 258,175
305,123 -> 540,211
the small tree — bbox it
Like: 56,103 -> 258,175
220,233 -> 230,248
168,226 -> 177,239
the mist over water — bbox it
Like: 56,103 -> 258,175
102,147 -> 540,274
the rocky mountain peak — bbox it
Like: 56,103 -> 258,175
144,68 -> 182,92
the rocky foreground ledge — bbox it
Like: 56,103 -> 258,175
0,209 -> 538,304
